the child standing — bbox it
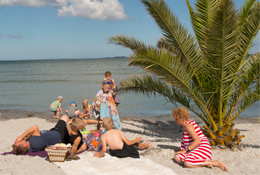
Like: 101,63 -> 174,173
66,101 -> 80,119
50,96 -> 63,119
103,71 -> 120,106
94,117 -> 152,158
81,99 -> 91,118
92,82 -> 121,130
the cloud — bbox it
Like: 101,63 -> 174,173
0,31 -> 23,38
0,0 -> 128,20
57,0 -> 128,20
0,0 -> 67,8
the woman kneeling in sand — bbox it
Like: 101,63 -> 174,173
172,107 -> 228,172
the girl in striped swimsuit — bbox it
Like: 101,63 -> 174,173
172,107 -> 228,172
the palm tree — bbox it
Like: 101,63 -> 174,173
108,0 -> 260,148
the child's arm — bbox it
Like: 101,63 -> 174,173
50,104 -> 52,108
86,105 -> 91,116
15,125 -> 41,143
66,110 -> 68,114
94,136 -> 107,158
84,120 -> 102,125
59,106 -> 63,115
70,137 -> 81,154
120,131 -> 141,145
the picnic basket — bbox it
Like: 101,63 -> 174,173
45,146 -> 71,162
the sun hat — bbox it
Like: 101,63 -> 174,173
70,101 -> 77,107
57,96 -> 63,99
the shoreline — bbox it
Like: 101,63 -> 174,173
0,109 -> 259,124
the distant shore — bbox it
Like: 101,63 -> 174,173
0,56 -> 129,62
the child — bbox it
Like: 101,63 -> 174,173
94,117 -> 152,158
66,117 -> 101,160
50,96 -> 63,119
81,99 -> 91,118
66,101 -> 80,119
103,71 -> 120,106
92,82 -> 121,130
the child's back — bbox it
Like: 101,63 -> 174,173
102,129 -> 124,150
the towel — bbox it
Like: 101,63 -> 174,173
54,152 -> 177,175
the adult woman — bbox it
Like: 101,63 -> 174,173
66,117 -> 101,159
172,107 -> 228,172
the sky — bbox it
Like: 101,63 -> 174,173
0,0 -> 258,60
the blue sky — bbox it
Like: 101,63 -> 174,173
0,0 -> 258,60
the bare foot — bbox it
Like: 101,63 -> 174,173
141,140 -> 147,144
206,165 -> 214,169
147,141 -> 152,149
217,160 -> 228,172
53,116 -> 56,118
56,116 -> 61,119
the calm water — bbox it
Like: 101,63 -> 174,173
0,58 -> 259,118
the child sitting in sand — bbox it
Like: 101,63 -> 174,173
81,99 -> 91,118
66,117 -> 101,160
66,101 -> 80,119
94,117 -> 152,158
103,71 -> 120,106
50,96 -> 63,118
92,82 -> 121,130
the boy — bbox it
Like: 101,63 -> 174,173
103,71 -> 120,106
66,101 -> 80,119
94,117 -> 152,158
50,96 -> 63,118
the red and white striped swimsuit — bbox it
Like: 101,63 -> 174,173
178,120 -> 212,165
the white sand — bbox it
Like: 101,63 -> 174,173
0,117 -> 259,175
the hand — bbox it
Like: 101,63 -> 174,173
135,137 -> 141,143
174,150 -> 187,155
15,136 -> 23,143
94,152 -> 100,158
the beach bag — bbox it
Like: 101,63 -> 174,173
86,130 -> 104,151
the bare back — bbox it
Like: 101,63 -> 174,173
102,129 -> 124,150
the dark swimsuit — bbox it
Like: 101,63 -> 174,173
109,141 -> 140,158
69,131 -> 83,150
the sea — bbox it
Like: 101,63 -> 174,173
0,57 -> 259,119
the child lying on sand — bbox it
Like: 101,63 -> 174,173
94,117 -> 152,158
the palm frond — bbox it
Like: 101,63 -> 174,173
238,1 -> 260,64
141,0 -> 204,86
226,53 -> 260,121
118,74 -> 211,125
239,0 -> 257,26
187,0 -> 219,46
108,35 -> 151,52
203,0 -> 241,124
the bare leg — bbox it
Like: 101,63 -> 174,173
54,111 -> 57,118
60,115 -> 69,123
174,155 -> 184,165
56,109 -> 61,119
97,116 -> 101,130
138,140 -> 152,149
75,110 -> 80,117
184,160 -> 228,172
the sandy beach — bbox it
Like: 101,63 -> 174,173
0,115 -> 259,175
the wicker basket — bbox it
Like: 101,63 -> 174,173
45,146 -> 70,162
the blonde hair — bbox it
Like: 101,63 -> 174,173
66,117 -> 84,135
82,99 -> 89,113
172,107 -> 190,120
103,117 -> 113,130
